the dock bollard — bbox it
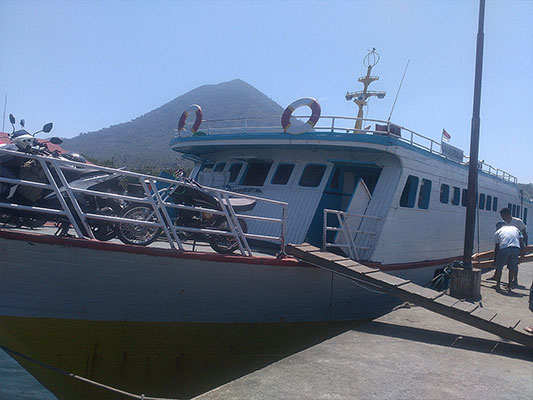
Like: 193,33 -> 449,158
450,267 -> 481,300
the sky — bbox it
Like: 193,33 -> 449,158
1,0 -> 532,182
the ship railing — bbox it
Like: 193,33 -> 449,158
191,115 -> 517,184
322,209 -> 382,261
0,147 -> 288,257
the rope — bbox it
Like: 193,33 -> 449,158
0,344 -> 182,400
304,259 -> 387,294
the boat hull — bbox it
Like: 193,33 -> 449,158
0,231 -> 400,398
1,316 -> 360,399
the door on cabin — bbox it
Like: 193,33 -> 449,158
305,163 -> 381,247
334,178 -> 372,251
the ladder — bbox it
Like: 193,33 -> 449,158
286,243 -> 533,348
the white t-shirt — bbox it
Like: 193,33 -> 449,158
495,225 -> 521,249
505,217 -> 526,232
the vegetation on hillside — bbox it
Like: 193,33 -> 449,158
62,79 -> 284,171
518,183 -> 533,202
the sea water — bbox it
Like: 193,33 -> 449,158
0,350 -> 55,399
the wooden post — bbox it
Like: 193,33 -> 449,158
463,0 -> 486,269
450,268 -> 481,300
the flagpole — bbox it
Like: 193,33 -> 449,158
2,94 -> 6,133
463,0 -> 486,268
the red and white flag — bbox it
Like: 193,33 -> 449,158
442,129 -> 451,142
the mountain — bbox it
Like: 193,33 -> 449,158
62,79 -> 284,172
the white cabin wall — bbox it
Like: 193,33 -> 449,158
185,144 -> 524,266
194,149 -> 334,243
372,145 -> 523,265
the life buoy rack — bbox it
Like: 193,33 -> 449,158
177,104 -> 203,136
281,97 -> 321,134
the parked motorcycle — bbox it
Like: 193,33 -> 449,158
117,174 -> 255,254
0,114 -> 123,240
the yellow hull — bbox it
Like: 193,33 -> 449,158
1,316 -> 359,399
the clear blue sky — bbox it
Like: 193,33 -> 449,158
1,0 -> 531,182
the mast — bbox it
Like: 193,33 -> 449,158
345,48 -> 386,131
463,0 -> 486,268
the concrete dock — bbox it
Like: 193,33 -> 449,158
195,262 -> 533,400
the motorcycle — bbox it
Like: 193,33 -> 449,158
0,114 -> 123,240
117,172 -> 255,254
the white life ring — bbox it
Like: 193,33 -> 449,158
177,104 -> 203,137
281,97 -> 321,135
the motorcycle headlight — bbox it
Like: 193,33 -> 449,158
202,212 -> 214,220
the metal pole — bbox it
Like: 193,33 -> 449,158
2,94 -> 7,133
463,0 -> 486,268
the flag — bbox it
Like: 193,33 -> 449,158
442,129 -> 451,142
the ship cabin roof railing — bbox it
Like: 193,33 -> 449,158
184,115 -> 517,184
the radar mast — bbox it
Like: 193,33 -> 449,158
345,48 -> 386,131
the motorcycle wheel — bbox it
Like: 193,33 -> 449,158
117,204 -> 162,246
209,218 -> 247,254
89,199 -> 121,241
23,216 -> 47,228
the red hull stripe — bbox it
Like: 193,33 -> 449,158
0,229 -> 459,271
0,228 -> 303,267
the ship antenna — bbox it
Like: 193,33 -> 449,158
345,48 -> 386,132
387,59 -> 410,122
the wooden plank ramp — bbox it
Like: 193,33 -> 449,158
286,243 -> 533,348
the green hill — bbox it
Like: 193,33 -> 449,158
62,79 -> 284,172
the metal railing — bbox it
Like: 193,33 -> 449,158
322,209 -> 382,261
182,115 -> 517,183
0,148 -> 288,256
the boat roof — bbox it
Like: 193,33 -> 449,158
169,116 -> 518,184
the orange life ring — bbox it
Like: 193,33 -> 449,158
281,98 -> 321,134
177,104 -> 203,136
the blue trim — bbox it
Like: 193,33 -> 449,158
170,131 -> 394,148
170,130 -> 517,187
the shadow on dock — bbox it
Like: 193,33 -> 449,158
356,320 -> 533,361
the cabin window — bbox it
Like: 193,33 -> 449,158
271,163 -> 295,185
399,175 -> 419,208
228,163 -> 243,183
452,187 -> 460,205
418,179 -> 432,209
200,163 -> 214,172
517,206 -> 520,218
524,208 -> 528,224
299,164 -> 327,187
241,162 -> 273,186
462,189 -> 468,207
440,184 -> 449,204
508,203 -> 513,214
213,162 -> 226,172
512,204 -> 517,217
486,195 -> 492,211
479,194 -> 485,210
493,197 -> 498,212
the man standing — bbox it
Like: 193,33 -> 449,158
493,222 -> 522,292
500,207 -> 527,287
500,207 -> 528,246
